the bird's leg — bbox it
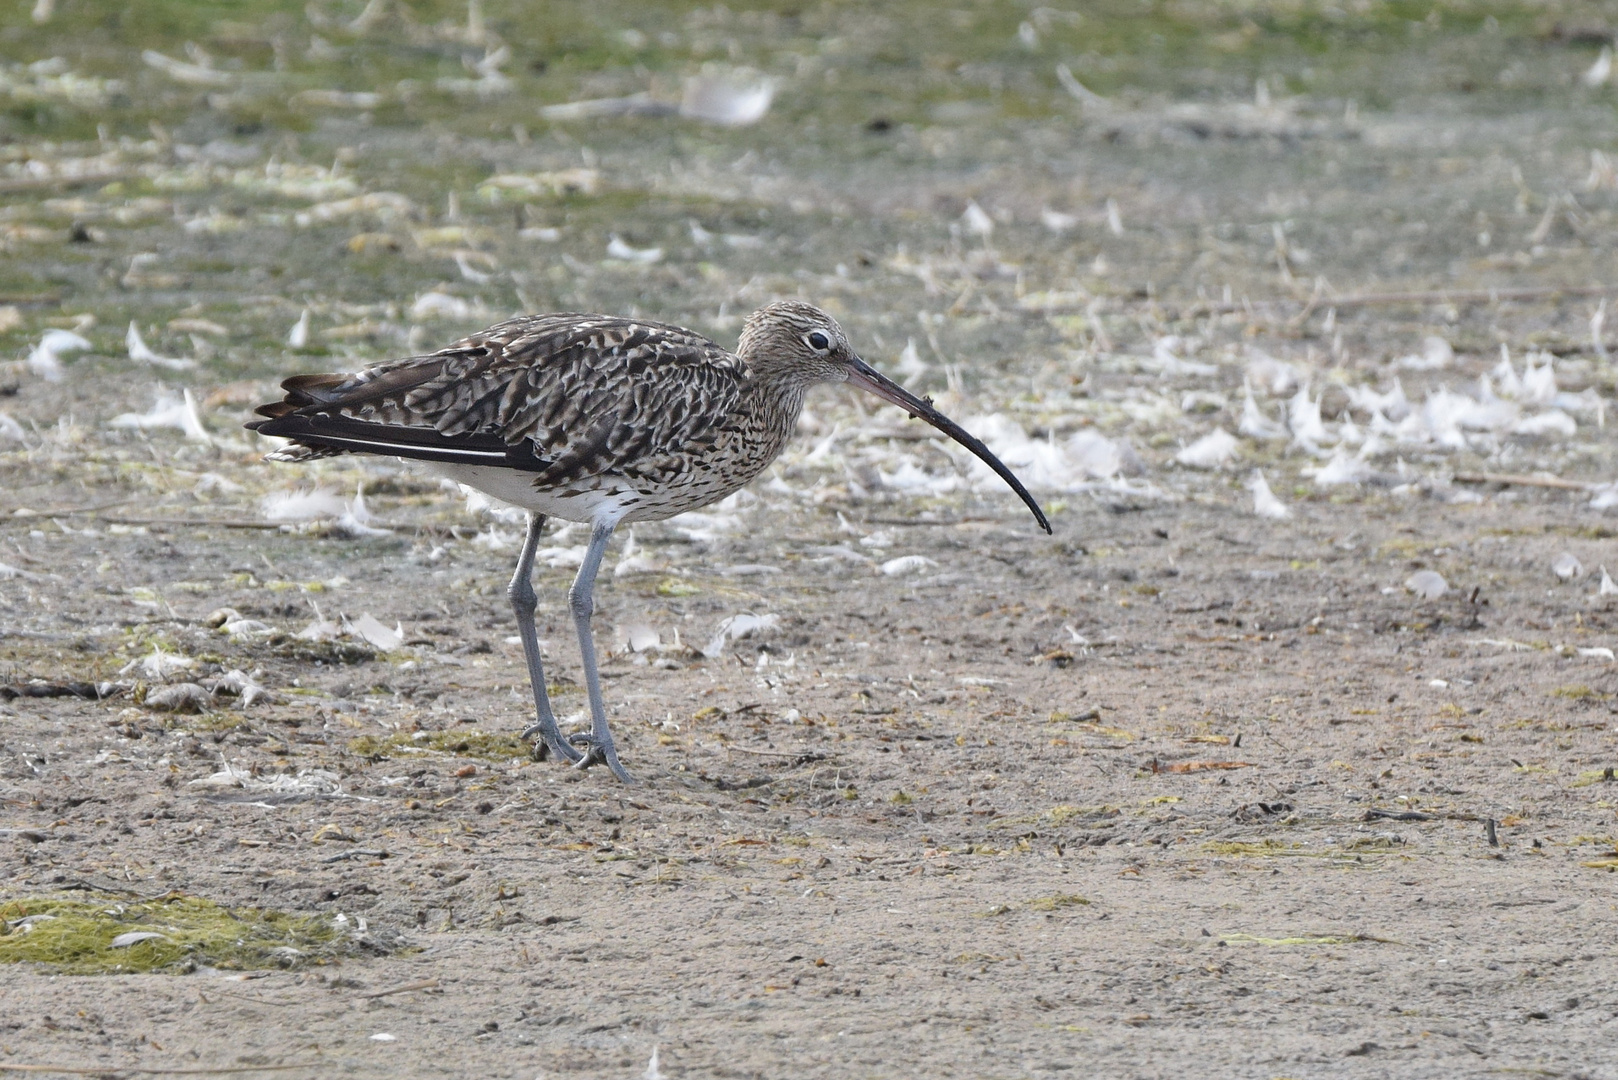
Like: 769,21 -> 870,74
566,518 -> 634,783
511,513 -> 582,764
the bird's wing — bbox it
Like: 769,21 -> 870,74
249,313 -> 747,486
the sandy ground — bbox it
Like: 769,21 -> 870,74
4,3 -> 1618,1077
5,493 -> 1618,1078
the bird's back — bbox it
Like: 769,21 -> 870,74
250,313 -> 767,509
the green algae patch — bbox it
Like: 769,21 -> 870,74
1046,804 -> 1120,825
173,710 -> 250,733
656,578 -> 701,598
0,894 -> 370,975
998,803 -> 1120,827
348,729 -> 534,761
1552,685 -> 1614,701
1204,840 -> 1311,857
1027,893 -> 1090,911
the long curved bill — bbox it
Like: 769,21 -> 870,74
845,357 -> 1052,534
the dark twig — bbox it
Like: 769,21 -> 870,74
723,746 -> 830,761
1362,809 -> 1435,822
319,848 -> 390,863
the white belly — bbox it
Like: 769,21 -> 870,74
432,464 -> 640,526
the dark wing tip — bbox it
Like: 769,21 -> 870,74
248,373 -> 347,432
280,372 -> 349,405
250,401 -> 296,422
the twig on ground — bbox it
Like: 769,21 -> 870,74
1326,285 -> 1613,308
1161,284 -> 1615,319
1284,276 -> 1327,329
4,498 -> 139,517
97,515 -> 286,530
1452,471 -> 1594,491
360,978 -> 440,999
1362,808 -> 1485,824
202,988 -> 295,1008
723,746 -> 829,760
0,173 -> 128,194
320,848 -> 390,863
1362,809 -> 1435,821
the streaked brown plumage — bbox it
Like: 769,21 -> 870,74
250,301 -> 1048,782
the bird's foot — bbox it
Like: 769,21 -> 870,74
569,733 -> 635,784
522,721 -> 584,764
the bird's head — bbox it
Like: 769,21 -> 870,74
736,300 -> 858,385
738,300 -> 1052,535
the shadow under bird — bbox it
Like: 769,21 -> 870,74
249,301 -> 1049,782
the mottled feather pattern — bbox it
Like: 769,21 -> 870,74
252,299 -> 1051,533
250,311 -> 796,516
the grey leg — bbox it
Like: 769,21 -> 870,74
511,513 -> 582,764
566,518 -> 634,783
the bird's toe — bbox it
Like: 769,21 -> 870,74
523,722 -> 584,763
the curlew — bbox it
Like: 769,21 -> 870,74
249,301 -> 1048,782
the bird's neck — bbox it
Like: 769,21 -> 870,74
739,360 -> 809,441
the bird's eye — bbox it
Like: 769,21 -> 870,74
805,331 -> 831,352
